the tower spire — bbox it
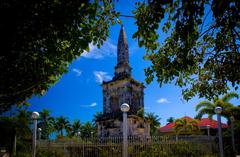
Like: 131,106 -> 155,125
114,25 -> 132,80
117,25 -> 129,64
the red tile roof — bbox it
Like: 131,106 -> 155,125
159,116 -> 228,133
198,118 -> 228,129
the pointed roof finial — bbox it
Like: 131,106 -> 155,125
113,25 -> 132,80
117,24 -> 129,65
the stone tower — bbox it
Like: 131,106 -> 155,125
102,25 -> 144,116
98,25 -> 149,137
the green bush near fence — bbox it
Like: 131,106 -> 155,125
36,149 -> 65,157
129,141 -> 217,157
37,141 -> 217,157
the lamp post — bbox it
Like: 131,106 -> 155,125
215,106 -> 224,157
230,116 -> 236,155
31,112 -> 39,157
38,128 -> 42,141
121,103 -> 130,157
206,125 -> 212,151
77,131 -> 81,141
206,125 -> 210,140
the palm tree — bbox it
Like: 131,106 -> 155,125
174,118 -> 199,140
129,108 -> 161,135
15,108 -> 32,138
38,109 -> 51,139
80,122 -> 96,138
93,112 -> 104,123
145,112 -> 161,135
195,92 -> 239,120
129,108 -> 145,121
55,116 -> 71,136
69,120 -> 81,137
167,117 -> 175,123
136,108 -> 145,119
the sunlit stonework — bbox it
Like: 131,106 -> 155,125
97,25 -> 150,137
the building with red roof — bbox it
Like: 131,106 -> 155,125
159,116 -> 228,134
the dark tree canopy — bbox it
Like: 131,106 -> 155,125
133,0 -> 240,100
0,0 -> 119,113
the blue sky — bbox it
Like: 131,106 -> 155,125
28,0 -> 239,125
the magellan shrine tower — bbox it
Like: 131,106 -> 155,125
97,25 -> 150,137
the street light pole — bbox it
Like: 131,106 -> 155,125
121,103 -> 130,157
31,112 -> 39,157
77,131 -> 81,141
230,116 -> 236,155
206,125 -> 212,151
215,106 -> 224,157
38,128 -> 42,141
206,125 -> 210,140
91,131 -> 93,138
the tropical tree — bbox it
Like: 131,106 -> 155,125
38,109 -> 51,139
174,118 -> 199,140
133,0 -> 240,100
80,122 -> 96,138
47,116 -> 57,136
0,0 -> 119,113
68,120 -> 81,137
129,108 -> 161,135
195,92 -> 239,120
14,108 -> 32,139
145,112 -> 161,135
136,108 -> 145,119
54,116 -> 71,137
93,112 -> 104,123
167,117 -> 175,123
0,107 -> 32,156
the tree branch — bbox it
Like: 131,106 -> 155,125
199,25 -> 215,38
120,14 -> 134,18
233,28 -> 240,40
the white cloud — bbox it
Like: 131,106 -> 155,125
72,68 -> 82,76
81,39 -> 117,59
90,102 -> 97,107
157,98 -> 170,104
94,71 -> 112,83
80,102 -> 97,108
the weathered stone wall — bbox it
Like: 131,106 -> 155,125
103,79 -> 144,115
97,118 -> 150,137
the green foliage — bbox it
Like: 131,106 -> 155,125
93,112 -> 104,123
130,141 -> 216,157
80,121 -> 97,138
38,109 -> 52,139
0,0 -> 119,113
0,107 -> 32,157
195,92 -> 239,120
129,108 -> 161,135
133,0 -> 240,100
54,116 -> 71,137
37,149 -> 65,157
145,112 -> 161,135
174,118 -> 199,135
167,117 -> 175,123
70,120 -> 81,137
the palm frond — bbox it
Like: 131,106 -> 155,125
195,101 -> 214,111
195,108 -> 214,119
222,92 -> 239,102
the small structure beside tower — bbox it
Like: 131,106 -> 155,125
97,25 -> 150,137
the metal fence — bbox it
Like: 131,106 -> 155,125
37,135 -> 218,157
